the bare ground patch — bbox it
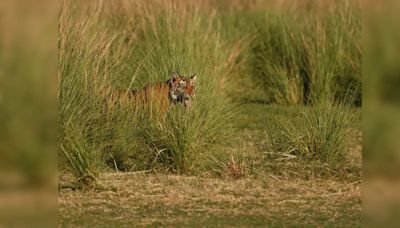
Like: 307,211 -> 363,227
59,173 -> 361,227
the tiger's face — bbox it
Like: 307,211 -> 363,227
169,72 -> 197,108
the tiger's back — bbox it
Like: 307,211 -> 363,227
100,72 -> 197,115
104,81 -> 172,113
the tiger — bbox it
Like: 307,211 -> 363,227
101,72 -> 197,115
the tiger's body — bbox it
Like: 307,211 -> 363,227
101,73 -> 197,114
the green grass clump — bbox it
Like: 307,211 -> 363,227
266,100 -> 357,164
60,125 -> 102,187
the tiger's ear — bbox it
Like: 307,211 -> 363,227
190,74 -> 197,84
171,72 -> 179,80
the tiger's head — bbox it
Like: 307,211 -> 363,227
169,72 -> 197,108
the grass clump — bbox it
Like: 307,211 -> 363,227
60,127 -> 102,187
266,100 -> 358,164
130,102 -> 234,174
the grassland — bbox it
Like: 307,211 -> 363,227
59,103 -> 362,226
59,0 -> 361,226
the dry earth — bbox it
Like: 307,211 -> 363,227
59,173 -> 361,227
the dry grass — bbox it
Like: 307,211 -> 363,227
59,172 -> 361,227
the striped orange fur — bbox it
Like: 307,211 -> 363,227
101,72 -> 197,115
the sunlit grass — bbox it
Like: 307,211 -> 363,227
58,0 -> 238,184
266,99 -> 358,164
58,0 -> 361,186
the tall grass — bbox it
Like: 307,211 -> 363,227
227,1 -> 361,105
266,99 -> 358,164
251,13 -> 304,105
58,0 -> 238,182
58,1 -> 124,184
58,0 -> 361,184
